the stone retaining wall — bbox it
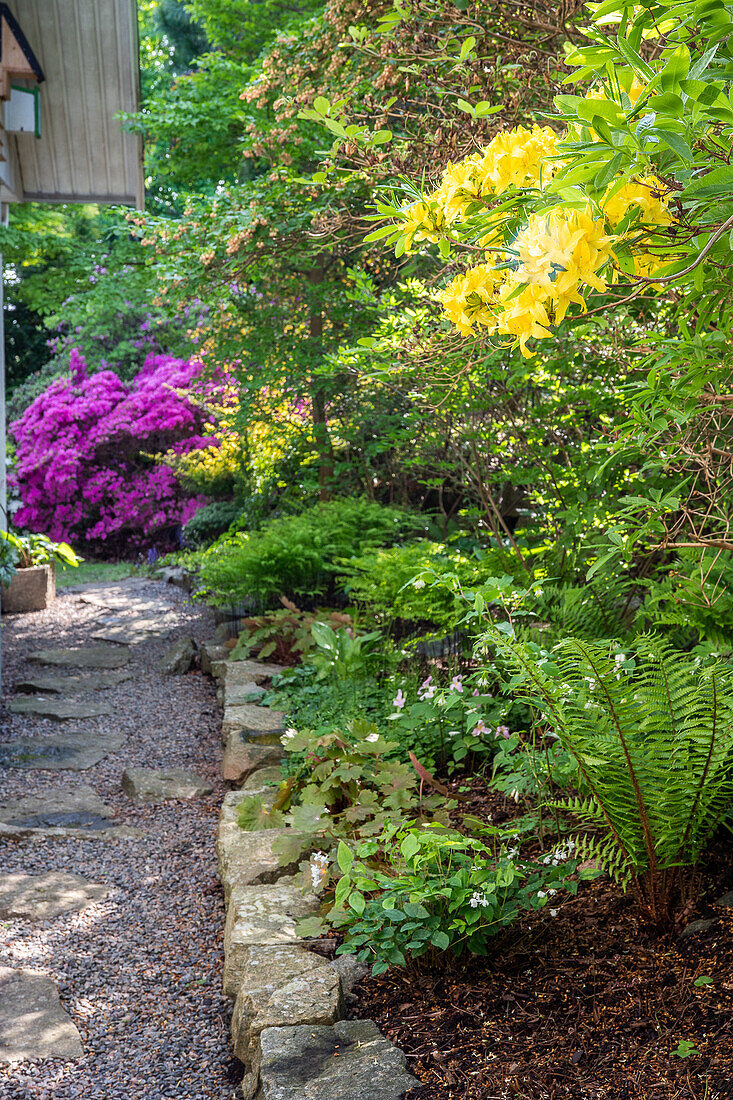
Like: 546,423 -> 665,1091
203,642 -> 417,1099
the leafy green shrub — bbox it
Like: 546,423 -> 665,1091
261,663 -> 388,732
183,500 -> 243,548
199,497 -> 421,606
639,549 -> 733,650
342,539 -> 521,634
326,824 -> 580,974
237,722 -> 448,865
387,670 -> 513,770
230,598 -> 354,663
491,630 -> 733,924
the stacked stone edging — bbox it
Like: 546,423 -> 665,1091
207,646 -> 417,1099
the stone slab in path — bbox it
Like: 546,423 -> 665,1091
0,784 -> 115,830
0,784 -> 138,841
122,766 -> 213,804
0,871 -> 110,920
253,1019 -> 417,1100
11,670 -> 132,695
0,967 -> 84,1063
29,645 -> 131,670
8,696 -> 113,720
92,612 -> 180,646
0,731 -> 125,772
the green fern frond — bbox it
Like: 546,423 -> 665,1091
490,627 -> 733,923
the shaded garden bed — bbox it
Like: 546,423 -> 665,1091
350,781 -> 733,1099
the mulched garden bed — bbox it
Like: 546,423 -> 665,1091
352,778 -> 733,1100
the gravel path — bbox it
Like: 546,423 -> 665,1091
0,580 -> 240,1099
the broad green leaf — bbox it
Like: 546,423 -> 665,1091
337,840 -> 354,874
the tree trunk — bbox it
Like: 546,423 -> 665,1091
308,265 -> 334,500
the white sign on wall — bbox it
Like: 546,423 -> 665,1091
4,84 -> 40,136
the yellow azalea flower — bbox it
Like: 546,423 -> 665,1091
439,265 -> 504,336
514,207 -> 614,302
475,126 -> 561,196
496,277 -> 554,356
601,176 -> 674,231
435,155 -> 485,222
401,199 -> 450,251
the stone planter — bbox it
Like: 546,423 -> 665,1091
2,565 -> 56,614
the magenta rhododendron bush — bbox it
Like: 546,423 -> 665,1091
12,350 -> 213,550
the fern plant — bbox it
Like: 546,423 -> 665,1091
490,629 -> 733,924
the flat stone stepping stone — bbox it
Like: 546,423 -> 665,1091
122,767 -> 213,804
253,1019 -> 417,1099
12,670 -> 132,695
0,871 -> 110,920
0,785 -> 115,829
0,967 -> 84,1062
7,696 -> 113,720
29,645 -> 131,669
0,731 -> 124,771
92,612 -> 179,645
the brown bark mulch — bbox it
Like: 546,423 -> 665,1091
353,780 -> 733,1100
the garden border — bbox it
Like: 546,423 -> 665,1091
202,640 -> 418,1099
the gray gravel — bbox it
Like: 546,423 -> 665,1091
0,579 -> 241,1099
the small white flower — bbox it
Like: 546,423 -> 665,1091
365,732 -> 379,743
469,890 -> 490,909
447,729 -> 460,738
550,909 -> 558,917
615,653 -> 626,664
537,891 -> 546,899
412,577 -> 426,590
284,727 -> 298,739
309,851 -> 329,891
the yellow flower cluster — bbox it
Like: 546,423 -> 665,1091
440,207 -> 615,353
398,107 -> 676,354
402,126 -> 561,243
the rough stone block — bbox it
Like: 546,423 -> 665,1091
253,1019 -> 418,1100
222,735 -> 283,784
200,641 -> 230,677
159,637 -> 197,675
2,566 -> 55,615
233,957 -> 341,1065
222,705 -> 285,747
225,660 -> 287,685
223,682 -> 266,708
122,767 -> 213,804
223,883 -> 318,997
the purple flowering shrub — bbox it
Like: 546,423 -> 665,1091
11,349 -> 213,551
